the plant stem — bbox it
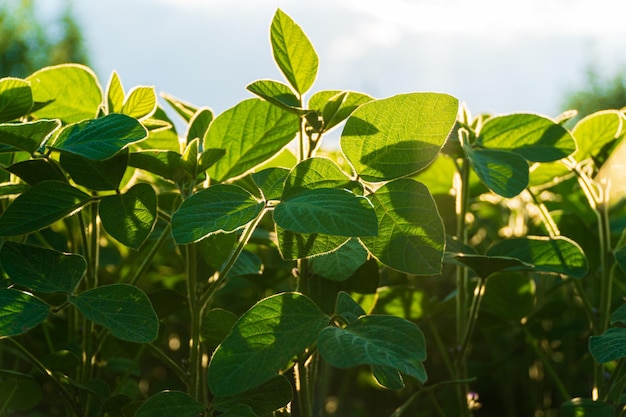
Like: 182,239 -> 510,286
185,242 -> 203,401
295,354 -> 314,417
146,343 -> 190,388
127,222 -> 172,286
455,278 -> 486,366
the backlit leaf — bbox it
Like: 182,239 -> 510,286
186,107 -> 213,144
106,71 -> 124,114
128,150 -> 187,183
309,90 -> 373,133
60,149 -> 128,191
282,157 -> 353,200
572,110 -> 622,162
310,239 -> 368,281
0,289 -> 50,337
276,227 -> 348,260
467,147 -> 529,198
251,168 -> 289,200
121,86 -> 157,119
0,77 -> 33,122
0,119 -> 60,154
247,79 -> 302,112
160,92 -> 198,123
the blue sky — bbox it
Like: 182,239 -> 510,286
49,0 -> 626,120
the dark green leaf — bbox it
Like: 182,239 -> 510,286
371,365 -> 405,390
0,181 -> 90,237
70,284 -> 158,343
99,183 -> 157,249
335,291 -> 366,324
0,241 -> 86,293
51,113 -> 148,160
6,159 -> 66,185
251,167 -> 289,200
27,64 -> 102,124
208,292 -> 328,396
229,250 -> 263,278
213,375 -> 292,416
129,150 -> 187,183
0,289 -> 50,337
481,273 -> 535,322
477,113 -> 576,162
0,119 -> 60,153
172,184 -> 264,244
610,303 -> 626,325
134,391 -> 205,417
360,179 -> 445,275
310,239 -> 367,281
276,226 -> 348,260
201,308 -> 238,349
274,188 -> 377,237
270,9 -> 318,94
60,149 -> 128,191
590,327 -> 626,363
467,147 -> 529,198
341,93 -> 458,182
0,77 -> 33,122
445,253 -> 531,279
247,79 -> 302,112
219,405 -> 258,417
205,98 -> 299,182
282,157 -> 352,200
317,315 -> 427,383
0,378 -> 42,412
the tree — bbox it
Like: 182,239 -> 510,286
561,65 -> 626,119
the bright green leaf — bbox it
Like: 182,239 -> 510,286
589,327 -> 626,363
121,86 -> 157,119
205,98 -> 299,182
370,287 -> 425,321
27,64 -> 102,124
172,184 -> 264,244
274,188 -> 377,237
0,119 -> 60,154
135,391 -> 205,417
247,79 -> 302,112
213,375 -> 292,416
270,9 -> 318,94
208,292 -> 328,396
478,113 -> 576,162
186,107 -> 213,144
276,226 -> 348,260
341,93 -> 458,182
160,92 -> 198,123
282,157 -> 353,200
467,147 -> 529,198
99,183 -> 157,249
572,110 -> 622,162
106,71 -> 124,114
309,90 -> 374,133
70,284 -> 158,343
51,113 -> 148,160
0,181 -> 90,237
251,168 -> 289,200
199,148 -> 226,172
60,149 -> 128,191
310,239 -> 367,281
0,289 -> 50,337
360,179 -> 444,275
0,77 -> 33,122
317,315 -> 427,383
0,241 -> 86,293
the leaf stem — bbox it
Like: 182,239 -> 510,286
146,343 -> 190,387
127,222 -> 172,286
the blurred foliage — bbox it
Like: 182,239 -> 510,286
0,0 -> 89,77
562,65 -> 626,119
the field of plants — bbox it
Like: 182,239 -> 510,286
1,9 -> 626,417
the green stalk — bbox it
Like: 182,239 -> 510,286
295,354 -> 313,417
127,223 -> 172,286
455,278 -> 486,367
185,242 -> 203,401
146,343 -> 190,388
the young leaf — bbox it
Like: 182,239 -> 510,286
0,77 -> 33,122
341,93 -> 458,182
99,183 -> 157,249
51,113 -> 148,160
121,86 -> 157,120
308,90 -> 374,133
205,98 -> 299,182
477,113 -> 576,162
160,92 -> 198,123
572,110 -> 622,162
276,227 -> 348,260
270,9 -> 318,95
466,147 -> 529,198
186,107 -> 213,145
60,149 -> 129,191
27,64 -> 102,123
486,236 -> 588,278
213,375 -> 292,416
0,289 -> 50,337
0,181 -> 91,237
589,327 -> 626,363
208,292 -> 329,396
310,239 -> 368,281
273,188 -> 378,237
134,391 -> 205,417
69,283 -> 159,343
317,315 -> 428,383
247,79 -> 302,112
106,71 -> 124,114
0,241 -> 86,293
282,157 -> 353,200
360,179 -> 445,275
172,184 -> 264,244
0,119 -> 60,154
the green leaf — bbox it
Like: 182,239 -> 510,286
205,98 -> 299,182
477,113 -> 576,162
360,179 -> 445,275
0,241 -> 86,293
201,308 -> 238,349
371,365 -> 405,390
0,181 -> 90,237
186,107 -> 213,144
282,157 -> 353,200
335,291 -> 366,324
467,147 -> 529,198
309,90 -> 374,133
135,391 -> 205,417
0,77 -> 33,122
128,150 -> 187,183
51,113 -> 148,160
208,292 -> 328,396
572,110 -> 622,162
181,138 -> 199,177
270,9 -> 318,95
172,184 -> 264,244
481,273 -> 536,322
486,236 -> 588,278
70,284 -> 158,343
106,71 -> 124,114
0,119 -> 60,154
274,188 -> 377,237
589,328 -> 626,363
370,287 -> 425,321
199,148 -> 226,172
99,183 -> 157,249
213,375 -> 292,416
219,405 -> 258,417
445,253 -> 531,279
251,168 -> 289,200
27,64 -> 102,124
0,289 -> 50,337
561,398 -> 614,417
7,159 -> 66,185
341,93 -> 458,182
276,227 -> 348,260
611,303 -> 626,325
229,250 -> 263,278
317,315 -> 427,383
247,79 -> 302,112
160,92 -> 198,123
121,86 -> 157,119
310,239 -> 368,281
60,149 -> 128,191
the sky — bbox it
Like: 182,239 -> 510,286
44,0 -> 626,123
